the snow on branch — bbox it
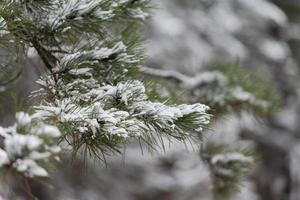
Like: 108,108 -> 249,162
34,79 -> 211,148
141,66 -> 271,113
45,0 -> 150,31
1,0 -> 210,160
0,112 -> 61,178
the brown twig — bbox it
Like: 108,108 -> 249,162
31,39 -> 59,82
22,175 -> 36,200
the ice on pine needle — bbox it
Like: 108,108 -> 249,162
46,0 -> 114,30
35,78 -> 210,141
60,42 -> 129,71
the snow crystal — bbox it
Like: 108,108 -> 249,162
0,149 -> 9,167
33,125 -> 61,138
68,67 -> 92,76
0,127 -> 8,138
116,81 -> 147,105
91,42 -> 126,60
259,39 -> 289,61
16,112 -> 32,128
141,67 -> 228,89
14,159 -> 48,177
179,104 -> 210,115
5,134 -> 42,158
130,8 -> 149,20
0,17 -> 9,36
211,152 -> 253,165
29,151 -> 52,160
0,112 -> 61,177
60,42 -> 127,71
86,119 -> 100,135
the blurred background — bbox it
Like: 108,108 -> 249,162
2,0 -> 300,199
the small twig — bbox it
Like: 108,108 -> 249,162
22,175 -> 36,200
140,66 -> 188,83
3,167 -> 13,199
49,49 -> 70,54
31,39 -> 59,82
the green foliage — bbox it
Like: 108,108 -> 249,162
202,142 -> 255,200
140,63 -> 281,122
214,63 -> 281,116
0,0 -> 213,164
139,74 -> 188,105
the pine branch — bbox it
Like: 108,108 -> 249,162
0,0 -> 210,166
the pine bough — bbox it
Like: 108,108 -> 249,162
0,0 -> 210,178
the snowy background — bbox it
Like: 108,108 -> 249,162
1,0 -> 300,199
